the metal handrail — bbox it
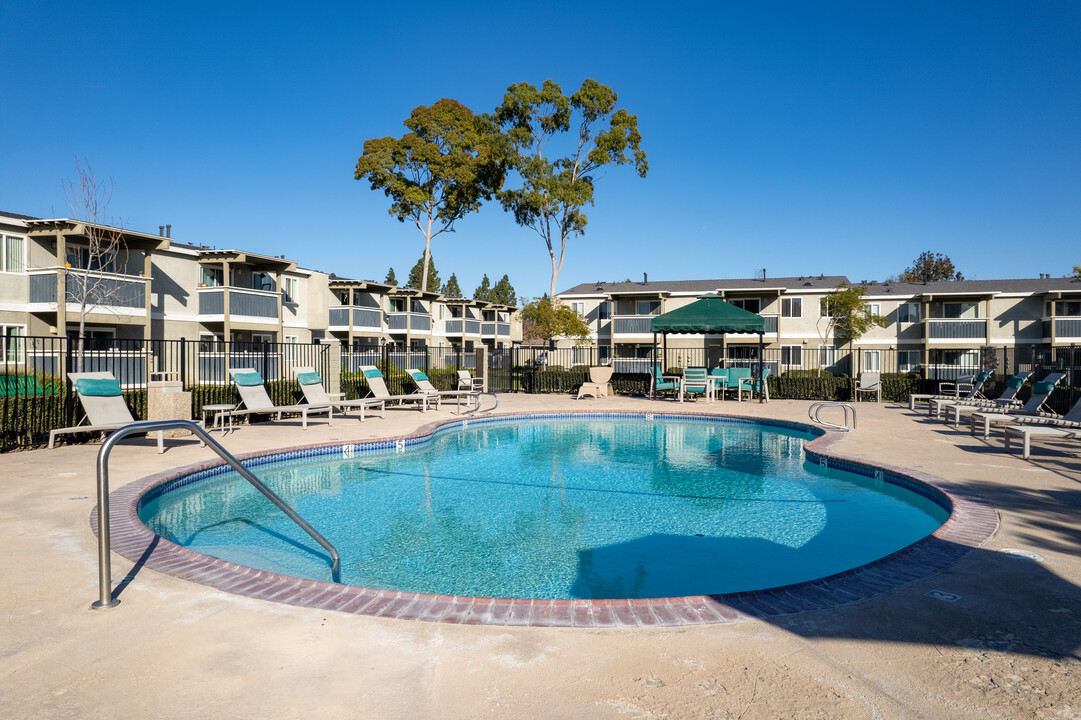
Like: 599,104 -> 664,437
808,402 -> 858,432
92,419 -> 341,610
462,392 -> 499,415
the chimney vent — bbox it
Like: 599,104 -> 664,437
159,225 -> 164,236
165,224 -> 172,238
643,272 -> 648,284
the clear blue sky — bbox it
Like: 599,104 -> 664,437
2,1 -> 1078,299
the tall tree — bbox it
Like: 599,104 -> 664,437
407,254 -> 440,291
60,158 -> 129,371
489,274 -> 517,305
819,284 -> 888,351
1072,265 -> 1081,278
495,79 -> 647,299
442,273 -> 462,297
898,251 -> 964,282
473,274 -> 492,301
354,98 -> 504,293
520,297 -> 591,347
384,267 -> 397,285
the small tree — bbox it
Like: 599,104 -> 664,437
473,274 -> 492,301
406,254 -> 440,291
519,297 -> 591,347
354,98 -> 504,293
59,158 -> 129,371
819,284 -> 888,361
384,267 -> 397,285
490,274 -> 517,305
442,273 -> 462,297
495,79 -> 647,299
898,251 -> 963,282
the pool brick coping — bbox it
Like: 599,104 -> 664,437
97,410 -> 998,628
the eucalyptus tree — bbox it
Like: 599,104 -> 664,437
495,79 -> 647,299
355,99 -> 504,293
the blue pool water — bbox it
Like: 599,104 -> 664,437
140,416 -> 948,599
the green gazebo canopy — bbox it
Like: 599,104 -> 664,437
650,293 -> 765,334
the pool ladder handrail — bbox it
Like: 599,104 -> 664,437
808,402 -> 858,432
91,419 -> 341,610
462,391 -> 499,415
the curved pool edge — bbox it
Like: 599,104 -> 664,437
96,410 -> 998,628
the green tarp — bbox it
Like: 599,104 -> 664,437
650,294 -> 765,334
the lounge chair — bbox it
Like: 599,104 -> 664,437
908,371 -> 990,411
1002,395 -> 1081,459
49,371 -> 198,452
930,372 -> 1032,418
963,372 -> 1067,436
679,367 -> 712,403
738,368 -> 770,402
294,367 -> 386,421
407,368 -> 479,410
219,369 -> 333,430
577,366 -> 614,400
854,373 -> 882,403
649,367 -> 679,397
357,365 -> 430,412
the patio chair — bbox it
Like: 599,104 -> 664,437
853,373 -> 882,403
407,368 -> 479,410
649,367 -> 680,397
577,366 -> 614,400
738,368 -> 771,402
930,372 -> 1032,418
293,367 -> 386,421
49,372 -> 199,453
709,368 -> 729,396
219,369 -> 333,430
961,372 -> 1067,435
678,367 -> 712,403
1001,395 -> 1081,459
357,365 -> 430,412
457,370 -> 482,392
908,371 -> 990,411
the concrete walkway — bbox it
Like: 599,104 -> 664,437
2,395 -> 1079,719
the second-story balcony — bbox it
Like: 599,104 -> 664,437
328,306 -> 383,332
445,319 -> 481,336
28,268 -> 148,315
387,311 -> 430,334
612,315 -> 656,336
198,286 -> 279,324
1043,317 -> 1081,341
481,322 -> 512,338
927,318 -> 988,341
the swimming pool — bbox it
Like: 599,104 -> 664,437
138,414 -> 949,601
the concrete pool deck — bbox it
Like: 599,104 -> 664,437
2,395 -> 1079,718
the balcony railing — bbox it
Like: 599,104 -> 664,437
329,307 -> 382,330
498,322 -> 510,337
445,319 -> 481,335
612,316 -> 655,335
28,269 -> 147,311
198,287 -> 278,320
387,312 -> 430,332
1055,318 -> 1081,338
927,319 -> 987,340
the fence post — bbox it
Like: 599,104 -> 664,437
179,338 -> 187,387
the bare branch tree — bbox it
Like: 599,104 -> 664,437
58,158 -> 129,371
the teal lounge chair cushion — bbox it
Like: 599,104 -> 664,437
411,371 -> 429,382
74,378 -> 122,396
363,368 -> 383,379
1033,381 -> 1056,395
234,371 -> 264,386
297,371 -> 321,386
1007,375 -> 1025,389
975,371 -> 991,383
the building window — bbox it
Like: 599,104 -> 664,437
636,301 -> 660,316
284,335 -> 299,362
819,297 -> 834,318
200,267 -> 223,287
780,345 -> 802,367
897,303 -> 920,323
198,333 -> 224,352
252,272 -> 275,292
598,301 -> 611,320
865,303 -> 881,316
863,350 -> 881,372
65,245 -> 123,273
898,350 -> 920,372
66,328 -> 115,351
1055,301 -> 1081,316
818,346 -> 837,368
780,297 -> 802,318
282,277 -> 299,304
1,234 -> 25,273
1,325 -> 25,363
943,302 -> 979,319
729,298 -> 760,313
571,301 -> 585,317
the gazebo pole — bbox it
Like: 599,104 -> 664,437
758,332 -> 765,403
651,332 -> 657,399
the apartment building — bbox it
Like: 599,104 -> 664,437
556,274 -> 1081,374
0,211 -> 520,361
